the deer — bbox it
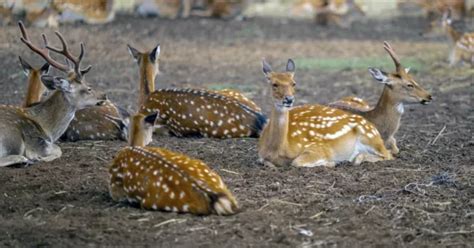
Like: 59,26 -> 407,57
127,44 -> 266,138
422,10 -> 473,67
51,0 -> 115,24
328,42 -> 433,155
109,111 -> 239,215
0,1 -> 14,25
0,22 -> 106,167
258,59 -> 392,168
314,0 -> 365,28
18,56 -> 50,108
415,0 -> 466,20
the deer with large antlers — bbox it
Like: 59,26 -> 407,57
109,112 -> 239,215
0,22 -> 106,167
258,59 -> 392,168
329,42 -> 433,154
127,44 -> 266,138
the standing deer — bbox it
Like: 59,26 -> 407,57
258,59 -> 392,168
0,22 -> 106,167
127,44 -> 266,138
426,10 -> 473,66
18,56 -> 50,107
329,42 -> 433,154
109,112 -> 238,215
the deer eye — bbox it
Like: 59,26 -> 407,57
407,84 -> 414,88
272,83 -> 278,88
292,83 -> 296,87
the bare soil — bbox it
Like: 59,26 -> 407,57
0,15 -> 472,247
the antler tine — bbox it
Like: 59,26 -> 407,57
18,22 -> 70,72
383,41 -> 402,72
45,31 -> 89,78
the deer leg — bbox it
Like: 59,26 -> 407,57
181,0 -> 192,18
387,136 -> 399,155
292,147 -> 335,168
360,135 -> 393,162
448,49 -> 460,67
0,155 -> 32,167
39,144 -> 62,162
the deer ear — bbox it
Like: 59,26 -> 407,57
144,112 -> 158,126
39,62 -> 50,75
80,65 -> 92,75
18,56 -> 33,76
286,59 -> 296,74
41,75 -> 71,92
127,44 -> 140,62
262,59 -> 273,77
149,44 -> 160,63
368,68 -> 389,84
404,67 -> 411,74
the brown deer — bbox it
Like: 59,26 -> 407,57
329,42 -> 433,154
424,10 -> 473,66
258,59 -> 392,168
109,112 -> 238,215
127,44 -> 266,138
0,22 -> 106,167
52,0 -> 115,24
18,56 -> 50,108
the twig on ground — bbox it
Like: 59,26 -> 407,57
153,218 -> 186,228
220,168 -> 240,175
430,125 -> 446,145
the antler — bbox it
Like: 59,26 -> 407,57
18,21 -> 91,79
383,41 -> 402,73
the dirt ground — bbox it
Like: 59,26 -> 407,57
0,15 -> 473,247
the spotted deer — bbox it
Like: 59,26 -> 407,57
0,1 -> 14,25
127,44 -> 266,138
424,10 -> 473,66
18,56 -> 50,108
258,59 -> 392,168
329,42 -> 433,154
416,0 -> 466,20
0,22 -> 106,167
109,112 -> 239,215
52,0 -> 115,24
314,0 -> 365,28
191,0 -> 247,19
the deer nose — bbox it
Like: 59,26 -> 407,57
283,96 -> 295,106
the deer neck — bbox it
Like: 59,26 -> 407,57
446,25 -> 462,43
26,91 -> 76,142
365,86 -> 402,139
138,64 -> 155,107
264,106 -> 290,152
23,71 -> 45,108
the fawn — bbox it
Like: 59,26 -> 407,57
424,10 -> 473,66
127,44 -> 266,138
329,42 -> 433,154
18,56 -> 50,108
258,59 -> 392,168
109,112 -> 238,215
0,22 -> 106,167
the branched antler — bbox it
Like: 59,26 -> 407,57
383,41 -> 402,73
18,21 -> 91,79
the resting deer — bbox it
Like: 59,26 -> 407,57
18,56 -> 50,108
329,42 -> 433,154
0,22 -> 106,167
52,0 -> 115,24
127,44 -> 266,138
258,59 -> 392,168
109,112 -> 238,215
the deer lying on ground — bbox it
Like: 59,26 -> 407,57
18,56 -> 50,107
258,59 -> 392,168
16,27 -> 128,141
127,44 -> 266,138
292,0 -> 365,27
0,22 -> 106,167
417,0 -> 466,20
329,42 -> 433,154
135,0 -> 246,19
17,0 -> 113,27
109,112 -> 238,215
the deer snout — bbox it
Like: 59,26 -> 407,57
283,96 -> 295,107
421,94 -> 433,105
96,93 -> 108,105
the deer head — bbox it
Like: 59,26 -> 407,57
368,41 -> 432,105
18,22 -> 106,110
128,112 -> 158,147
262,59 -> 296,109
128,44 -> 160,106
